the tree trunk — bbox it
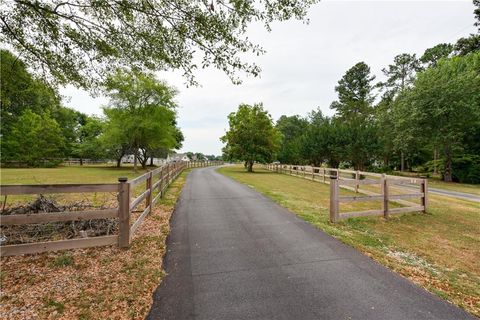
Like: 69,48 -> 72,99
134,151 -> 138,173
400,151 -> 405,172
116,157 -> 122,168
140,158 -> 147,169
444,144 -> 452,182
80,158 -> 83,166
247,160 -> 254,172
244,161 -> 248,169
150,156 -> 154,166
433,147 -> 438,174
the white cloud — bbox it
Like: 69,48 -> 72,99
60,1 -> 477,155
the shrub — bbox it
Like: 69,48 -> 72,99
424,155 -> 480,183
53,253 -> 74,267
451,155 -> 480,184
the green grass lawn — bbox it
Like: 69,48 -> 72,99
0,165 -> 154,207
0,165 -> 149,185
218,165 -> 480,317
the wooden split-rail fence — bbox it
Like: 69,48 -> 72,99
0,161 -> 223,256
264,164 -> 427,223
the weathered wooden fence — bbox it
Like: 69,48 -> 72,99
187,160 -> 223,168
264,164 -> 427,223
0,160 -> 223,256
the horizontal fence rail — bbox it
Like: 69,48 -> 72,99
264,163 -> 427,223
0,161 -> 223,256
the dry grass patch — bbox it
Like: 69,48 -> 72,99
0,170 -> 188,320
219,165 -> 480,317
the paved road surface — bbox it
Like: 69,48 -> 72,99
147,166 -> 474,320
418,186 -> 480,203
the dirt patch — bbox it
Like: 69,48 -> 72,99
386,249 -> 440,275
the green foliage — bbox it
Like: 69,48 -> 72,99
424,156 -> 480,184
475,0 -> 480,31
300,111 -> 348,168
420,43 -> 453,67
1,49 -> 63,163
195,153 -> 207,161
330,61 -> 376,120
380,53 -> 422,98
43,298 -> 65,314
0,49 -> 60,118
451,155 -> 480,184
276,115 -> 309,164
2,110 -> 66,166
73,117 -> 105,161
393,52 -> 480,181
272,49 -> 479,182
52,253 -> 74,267
1,49 -> 102,167
454,34 -> 480,56
0,0 -> 317,89
329,62 -> 379,170
221,103 -> 281,172
102,70 -> 182,169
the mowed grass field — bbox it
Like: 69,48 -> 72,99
0,165 -> 154,206
218,165 -> 480,317
1,165 -> 150,185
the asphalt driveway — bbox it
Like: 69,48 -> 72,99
147,166 -> 474,320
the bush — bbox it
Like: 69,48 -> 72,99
451,155 -> 480,184
424,155 -> 480,184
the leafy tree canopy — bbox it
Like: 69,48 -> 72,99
102,70 -> 182,170
221,103 -> 281,172
420,43 -> 453,67
2,110 -> 66,165
379,53 -> 421,98
330,61 -> 376,120
1,0 -> 317,90
393,52 -> 480,181
276,115 -> 308,164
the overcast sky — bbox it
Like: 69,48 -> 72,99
60,0 -> 477,156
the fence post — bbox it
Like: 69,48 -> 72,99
382,174 -> 389,219
355,170 -> 359,193
323,168 -> 326,183
312,167 -> 315,181
330,177 -> 339,223
159,167 -> 164,197
118,177 -> 131,248
421,179 -> 428,213
146,171 -> 153,208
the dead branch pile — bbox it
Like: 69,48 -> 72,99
1,196 -> 118,245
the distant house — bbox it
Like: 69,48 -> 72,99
121,154 -> 135,163
121,154 -> 167,165
121,152 -> 189,165
167,153 -> 190,162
